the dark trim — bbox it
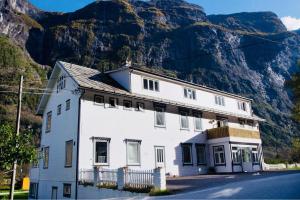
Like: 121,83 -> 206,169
192,110 -> 202,116
178,107 -> 190,113
153,102 -> 166,108
94,95 -> 104,105
181,143 -> 193,166
124,139 -> 142,143
213,145 -> 226,166
108,97 -> 119,108
75,89 -> 84,200
123,100 -> 132,110
229,141 -> 260,145
90,136 -> 111,142
64,140 -> 73,168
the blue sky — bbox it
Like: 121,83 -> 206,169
29,0 -> 300,30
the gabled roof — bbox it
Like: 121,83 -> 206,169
36,61 -> 264,121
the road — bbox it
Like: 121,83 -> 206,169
149,172 -> 300,199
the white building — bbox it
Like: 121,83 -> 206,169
29,61 -> 264,199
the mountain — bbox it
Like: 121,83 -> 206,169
1,0 -> 300,155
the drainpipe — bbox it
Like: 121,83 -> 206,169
75,89 -> 85,199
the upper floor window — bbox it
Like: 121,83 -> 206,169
239,119 -> 246,128
46,111 -> 52,132
94,95 -> 104,106
123,100 -> 132,110
215,95 -> 225,106
57,104 -> 62,115
66,99 -> 71,111
180,110 -> 189,130
57,75 -> 66,93
43,147 -> 49,169
65,140 -> 73,167
154,106 -> 166,127
143,78 -> 159,92
238,101 -> 247,111
109,97 -> 118,108
136,102 -> 145,111
194,112 -> 203,131
216,116 -> 228,128
184,88 -> 196,100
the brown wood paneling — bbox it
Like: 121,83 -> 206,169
208,126 -> 260,139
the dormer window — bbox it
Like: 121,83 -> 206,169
184,88 -> 196,100
215,95 -> 225,106
237,101 -> 247,111
143,78 -> 159,92
57,75 -> 66,93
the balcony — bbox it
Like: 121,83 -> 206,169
207,126 -> 260,140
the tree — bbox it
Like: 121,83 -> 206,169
0,124 -> 36,171
291,138 -> 300,162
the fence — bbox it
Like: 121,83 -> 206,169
263,163 -> 300,170
79,167 -> 166,191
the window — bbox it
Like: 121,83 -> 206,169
57,75 -> 66,93
238,101 -> 247,111
215,95 -> 225,106
231,147 -> 241,164
242,148 -> 251,162
252,148 -> 259,163
94,95 -> 104,105
216,116 -> 228,128
46,111 -> 52,132
143,78 -> 159,92
196,144 -> 206,165
136,102 -> 145,111
213,146 -> 225,165
194,112 -> 203,131
181,144 -> 193,165
63,184 -> 71,198
94,139 -> 110,165
109,97 -> 118,108
29,183 -> 38,199
57,104 -> 61,115
65,140 -> 73,167
43,147 -> 49,169
184,88 -> 196,100
126,140 -> 141,166
239,119 -> 246,128
154,106 -> 165,127
123,100 -> 132,110
180,110 -> 189,130
66,99 -> 70,111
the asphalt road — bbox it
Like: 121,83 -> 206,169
149,172 -> 300,199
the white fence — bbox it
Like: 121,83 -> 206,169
79,167 -> 166,191
263,163 -> 300,170
125,169 -> 154,189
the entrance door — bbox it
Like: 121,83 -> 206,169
242,147 -> 253,172
51,187 -> 58,200
155,146 -> 165,168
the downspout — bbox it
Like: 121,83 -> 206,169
75,89 -> 85,199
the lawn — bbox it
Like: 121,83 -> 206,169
0,190 -> 28,200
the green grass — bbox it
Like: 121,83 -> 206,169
149,189 -> 171,196
0,190 -> 28,200
288,167 -> 300,170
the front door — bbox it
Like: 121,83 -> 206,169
242,147 -> 253,172
154,146 -> 165,168
51,187 -> 57,200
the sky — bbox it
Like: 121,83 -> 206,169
29,0 -> 300,31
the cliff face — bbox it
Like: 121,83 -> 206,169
1,0 -> 300,149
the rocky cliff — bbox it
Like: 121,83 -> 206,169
1,0 -> 300,150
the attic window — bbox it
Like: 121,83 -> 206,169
57,75 -> 66,93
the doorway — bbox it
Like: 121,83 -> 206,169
242,147 -> 253,172
51,187 -> 58,200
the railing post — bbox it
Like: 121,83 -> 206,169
93,166 -> 99,187
154,167 -> 166,190
117,167 -> 126,190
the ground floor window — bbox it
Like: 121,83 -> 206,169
231,147 -> 241,164
63,184 -> 71,198
29,183 -> 38,199
181,143 -> 193,165
195,144 -> 206,165
213,146 -> 225,165
126,140 -> 141,166
252,147 -> 259,163
94,138 -> 110,165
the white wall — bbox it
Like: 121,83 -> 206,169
34,69 -> 80,199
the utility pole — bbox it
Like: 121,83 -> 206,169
9,75 -> 23,200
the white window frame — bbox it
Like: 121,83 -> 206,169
237,101 -> 247,111
231,146 -> 241,164
143,77 -> 159,92
126,140 -> 141,166
93,138 -> 110,166
252,147 -> 259,164
184,88 -> 196,100
46,111 -> 52,133
180,111 -> 189,130
194,112 -> 203,131
154,106 -> 166,127
213,145 -> 225,165
181,143 -> 193,165
215,95 -> 225,106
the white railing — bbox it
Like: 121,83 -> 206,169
125,169 -> 154,189
263,163 -> 300,170
98,168 -> 118,186
79,169 -> 94,184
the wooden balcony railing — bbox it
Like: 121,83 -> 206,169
207,126 -> 261,140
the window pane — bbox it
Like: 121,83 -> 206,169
137,102 -> 144,111
155,108 -> 165,126
124,100 -> 132,109
95,141 -> 108,164
154,81 -> 159,91
182,145 -> 192,164
127,142 -> 139,164
149,80 -> 154,90
181,114 -> 189,129
46,112 -> 52,132
196,145 -> 206,164
44,147 -> 49,168
65,141 -> 73,167
195,117 -> 202,130
192,90 -> 196,99
184,89 -> 188,97
143,79 -> 148,89
94,95 -> 104,104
